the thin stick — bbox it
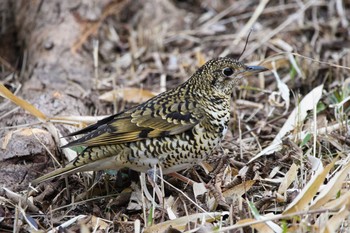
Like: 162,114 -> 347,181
237,28 -> 253,61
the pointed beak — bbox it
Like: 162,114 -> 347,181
241,65 -> 269,76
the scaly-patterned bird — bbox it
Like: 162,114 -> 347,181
32,57 -> 267,184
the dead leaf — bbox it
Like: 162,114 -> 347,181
310,158 -> 350,210
47,215 -> 87,233
271,61 -> 290,112
89,216 -> 109,231
193,182 -> 207,198
223,180 -> 256,198
322,205 -> 350,233
3,188 -> 40,213
250,84 -> 323,163
196,51 -> 206,66
278,163 -> 299,195
283,158 -> 337,215
144,212 -> 227,233
236,217 -> 275,233
323,191 -> 350,210
0,83 -> 47,121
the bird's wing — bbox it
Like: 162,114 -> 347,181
64,98 -> 202,148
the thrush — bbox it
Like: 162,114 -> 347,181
32,57 -> 267,184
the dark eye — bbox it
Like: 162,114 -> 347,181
222,67 -> 234,77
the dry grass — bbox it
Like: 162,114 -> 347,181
1,0 -> 350,232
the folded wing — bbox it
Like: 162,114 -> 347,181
64,98 -> 203,148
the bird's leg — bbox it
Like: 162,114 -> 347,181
207,155 -> 230,210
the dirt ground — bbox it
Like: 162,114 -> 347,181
0,0 -> 350,232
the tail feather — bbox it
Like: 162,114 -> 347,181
32,145 -> 129,185
31,163 -> 84,185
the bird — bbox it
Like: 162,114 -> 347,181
32,57 -> 267,185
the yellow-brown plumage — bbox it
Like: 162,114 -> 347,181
32,57 -> 267,184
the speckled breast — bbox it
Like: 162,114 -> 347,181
125,104 -> 230,174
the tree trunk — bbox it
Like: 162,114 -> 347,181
0,0 -> 113,192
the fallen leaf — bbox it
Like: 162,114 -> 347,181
193,182 -> 207,198
310,158 -> 350,210
223,180 -> 256,198
144,212 -> 228,233
250,84 -> 323,163
283,158 -> 336,215
278,163 -> 299,195
322,205 -> 350,233
0,83 -> 47,121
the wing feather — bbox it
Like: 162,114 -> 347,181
63,99 -> 203,148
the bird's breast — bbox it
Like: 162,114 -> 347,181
202,100 -> 230,138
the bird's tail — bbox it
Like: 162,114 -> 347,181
31,146 -> 125,185
31,163 -> 83,185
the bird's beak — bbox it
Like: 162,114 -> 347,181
241,65 -> 269,77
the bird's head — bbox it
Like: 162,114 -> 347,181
189,57 -> 268,97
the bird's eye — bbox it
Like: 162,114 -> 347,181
222,67 -> 234,77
